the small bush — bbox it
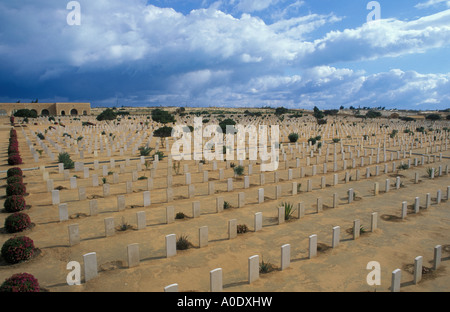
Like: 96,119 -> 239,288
8,143 -> 19,156
4,213 -> 32,233
36,133 -> 45,140
1,236 -> 35,264
58,152 -> 74,169
176,235 -> 191,250
259,258 -> 275,274
223,201 -> 232,209
175,212 -> 186,219
233,165 -> 244,177
138,146 -> 153,156
8,154 -> 23,166
4,195 -> 26,213
0,273 -> 40,292
280,202 -> 296,221
6,175 -> 23,185
398,164 -> 409,171
153,151 -> 165,160
426,167 -> 435,178
288,133 -> 299,143
237,224 -> 249,234
7,167 -> 22,178
6,183 -> 26,197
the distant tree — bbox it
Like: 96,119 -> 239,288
14,109 -> 37,118
275,107 -> 289,115
312,106 -> 325,119
324,109 -> 339,116
153,126 -> 173,138
425,114 -> 441,121
151,109 -> 175,124
219,118 -> 237,134
447,115 -> 450,120
339,106 -> 344,110
389,113 -> 400,119
366,110 -> 382,118
288,133 -> 299,143
96,108 -> 117,121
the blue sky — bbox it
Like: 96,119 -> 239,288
1,0 -> 450,110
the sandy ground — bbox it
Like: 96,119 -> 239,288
0,115 -> 449,292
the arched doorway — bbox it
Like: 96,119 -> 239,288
70,109 -> 78,116
83,110 -> 87,116
31,109 -> 38,116
41,109 -> 50,116
61,110 -> 66,116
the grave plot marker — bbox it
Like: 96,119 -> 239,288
136,211 -> 146,230
83,252 -> 98,282
254,212 -> 263,232
391,269 -> 401,292
165,234 -> 177,258
68,224 -> 80,246
248,255 -> 259,284
281,244 -> 291,271
332,226 -> 340,248
413,256 -> 423,285
59,203 -> 69,222
199,226 -> 208,248
127,243 -> 140,268
309,234 -> 317,259
210,268 -> 223,292
228,219 -> 237,239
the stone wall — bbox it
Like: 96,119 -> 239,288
0,103 -> 91,116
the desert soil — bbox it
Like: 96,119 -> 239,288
0,115 -> 449,292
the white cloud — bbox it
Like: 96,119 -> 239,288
234,0 -> 281,12
415,0 -> 450,9
1,1 -> 450,110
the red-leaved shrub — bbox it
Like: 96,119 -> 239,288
1,236 -> 35,264
6,182 -> 26,196
6,175 -> 23,185
7,167 -> 23,178
7,154 -> 23,166
4,213 -> 31,233
0,273 -> 40,292
4,195 -> 27,213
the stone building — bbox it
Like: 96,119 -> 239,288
0,102 -> 91,116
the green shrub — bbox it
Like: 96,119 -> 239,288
288,133 -> 299,143
176,235 -> 191,250
13,109 -> 37,118
153,126 -> 173,138
280,202 -> 296,221
58,152 -> 74,169
233,165 -> 244,177
138,146 -> 153,156
153,151 -> 165,160
151,109 -> 175,124
96,108 -> 117,121
175,212 -> 186,219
